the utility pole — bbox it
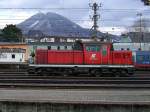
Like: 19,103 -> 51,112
141,0 -> 150,5
137,12 -> 143,50
137,13 -> 143,42
89,2 -> 101,41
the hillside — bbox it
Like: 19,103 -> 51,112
17,12 -> 93,38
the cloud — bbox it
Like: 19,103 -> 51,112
0,10 -> 35,28
0,0 -> 150,35
0,0 -> 26,8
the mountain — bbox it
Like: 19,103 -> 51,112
17,12 -> 93,38
17,12 -> 121,42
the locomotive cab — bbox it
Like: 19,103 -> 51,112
82,42 -> 112,65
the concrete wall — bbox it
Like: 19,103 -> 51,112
0,102 -> 149,112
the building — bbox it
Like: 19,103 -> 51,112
128,32 -> 150,43
0,43 -> 29,63
25,35 -> 107,43
0,48 -> 26,63
113,43 -> 150,51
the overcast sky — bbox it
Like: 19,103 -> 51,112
0,0 -> 149,35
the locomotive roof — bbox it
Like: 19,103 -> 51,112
81,41 -> 112,45
28,42 -> 74,46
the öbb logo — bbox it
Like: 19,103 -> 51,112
90,54 -> 97,60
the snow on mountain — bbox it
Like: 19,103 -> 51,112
29,20 -> 39,28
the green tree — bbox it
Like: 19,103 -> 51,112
2,24 -> 22,42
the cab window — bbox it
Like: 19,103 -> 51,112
59,46 -> 65,50
66,46 -> 72,50
102,46 -> 107,56
86,45 -> 100,52
51,46 -> 57,50
74,42 -> 83,51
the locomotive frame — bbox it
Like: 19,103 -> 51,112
28,41 -> 135,76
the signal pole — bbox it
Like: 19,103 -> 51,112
89,2 -> 101,40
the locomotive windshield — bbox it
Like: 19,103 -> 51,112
86,45 -> 100,52
73,42 -> 83,51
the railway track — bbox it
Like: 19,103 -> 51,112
0,76 -> 149,89
0,70 -> 149,89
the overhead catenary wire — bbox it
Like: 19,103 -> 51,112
0,7 -> 149,11
0,7 -> 149,33
0,19 -> 137,22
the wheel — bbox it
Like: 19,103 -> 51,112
27,68 -> 35,74
41,70 -> 48,76
94,71 -> 101,77
35,68 -> 42,75
127,68 -> 135,76
114,71 -> 121,77
90,70 -> 101,77
120,70 -> 128,77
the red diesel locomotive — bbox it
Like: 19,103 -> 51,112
29,41 -> 134,76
